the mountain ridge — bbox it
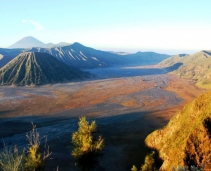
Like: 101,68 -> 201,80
158,51 -> 211,88
0,52 -> 91,86
27,42 -> 170,68
8,36 -> 70,49
8,36 -> 46,49
2,37 -> 170,69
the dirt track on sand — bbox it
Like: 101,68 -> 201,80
0,67 -> 207,170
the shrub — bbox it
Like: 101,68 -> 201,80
71,116 -> 104,171
24,123 -> 51,171
0,145 -> 24,171
0,123 -> 51,171
131,165 -> 138,171
141,152 -> 157,171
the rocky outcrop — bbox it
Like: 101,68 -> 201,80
145,91 -> 211,170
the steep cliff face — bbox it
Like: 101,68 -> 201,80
145,92 -> 211,170
184,118 -> 211,169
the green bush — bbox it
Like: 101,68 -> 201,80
0,123 -> 51,171
141,152 -> 157,171
24,123 -> 51,171
0,146 -> 24,171
131,165 -> 138,171
71,116 -> 104,171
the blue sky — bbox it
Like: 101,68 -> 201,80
1,0 -> 211,54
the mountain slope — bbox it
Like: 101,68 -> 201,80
145,91 -> 211,170
45,42 -> 71,48
158,54 -> 188,67
159,51 -> 211,88
0,48 -> 25,68
27,43 -> 170,68
4,38 -> 170,69
8,36 -> 70,49
8,36 -> 46,49
124,51 -> 170,65
28,42 -> 124,68
0,52 -> 91,86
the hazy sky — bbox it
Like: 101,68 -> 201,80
1,0 -> 211,54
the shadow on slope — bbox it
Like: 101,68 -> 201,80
0,109 -> 166,171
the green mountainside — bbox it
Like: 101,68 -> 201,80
0,52 -> 91,86
159,51 -> 211,88
145,91 -> 211,170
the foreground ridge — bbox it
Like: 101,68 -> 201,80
145,91 -> 211,170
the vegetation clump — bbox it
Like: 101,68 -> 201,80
24,123 -> 51,171
131,165 -> 138,171
0,123 -> 51,171
141,152 -> 157,171
131,151 -> 159,171
0,146 -> 24,171
71,116 -> 104,171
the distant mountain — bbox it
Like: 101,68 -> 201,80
0,52 -> 91,86
145,91 -> 211,170
8,36 -> 46,49
45,42 -> 71,48
56,42 -> 71,47
125,51 -> 170,65
27,42 -> 170,68
159,51 -> 211,88
45,43 -> 55,48
28,42 -> 128,68
3,37 -> 170,69
109,51 -> 131,55
8,36 -> 70,49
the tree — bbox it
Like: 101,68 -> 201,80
71,116 -> 104,171
131,165 -> 138,171
141,152 -> 157,171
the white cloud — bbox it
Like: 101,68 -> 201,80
22,19 -> 43,31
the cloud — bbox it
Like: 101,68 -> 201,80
22,19 -> 43,31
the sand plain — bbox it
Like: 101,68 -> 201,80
0,65 -> 207,170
